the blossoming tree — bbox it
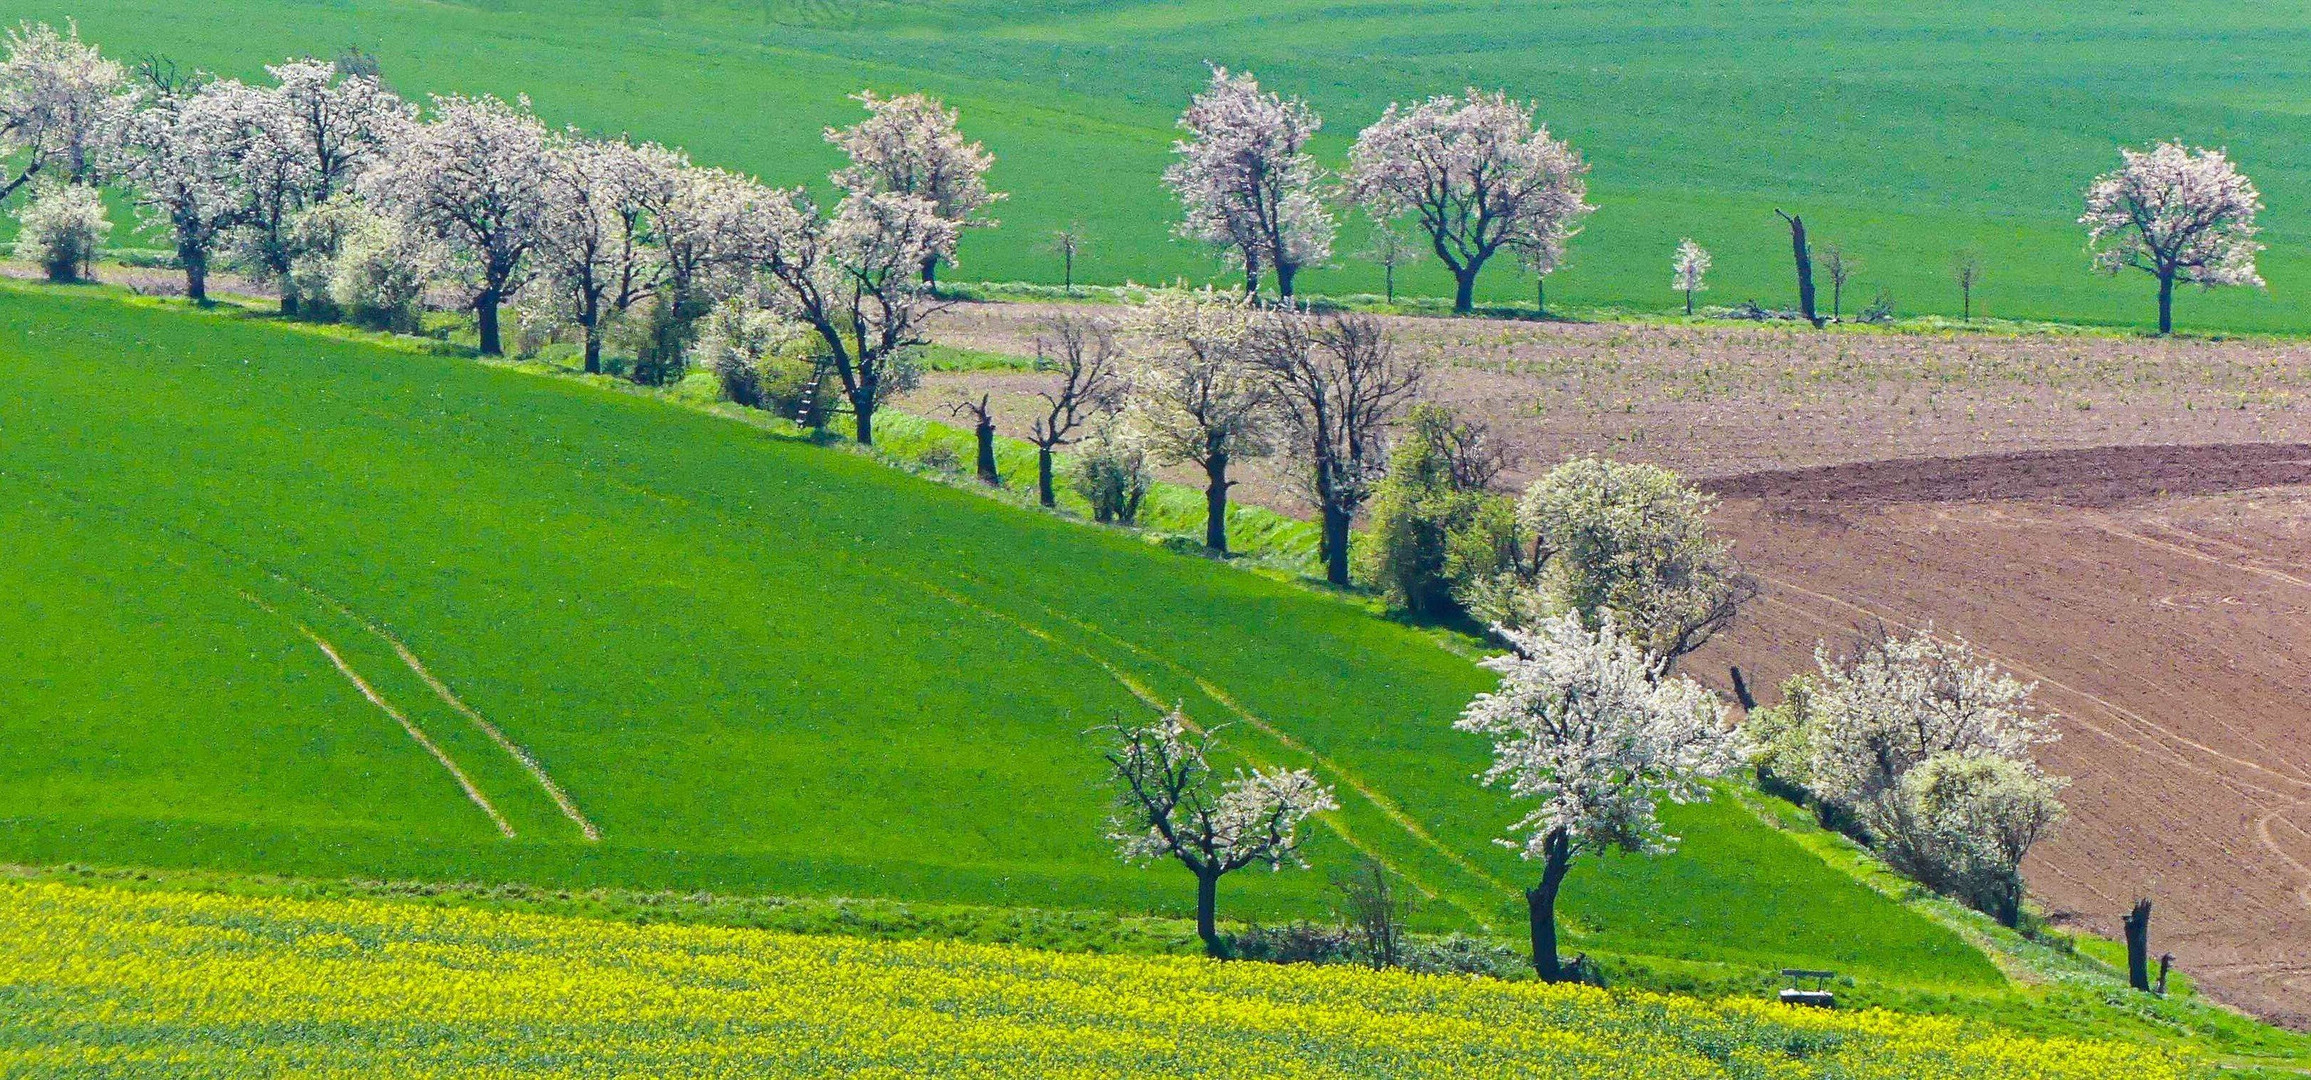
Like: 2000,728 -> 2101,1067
1348,90 -> 1591,314
2080,141 -> 2263,335
1122,289 -> 1277,554
1163,67 -> 1332,300
1671,239 -> 1709,316
826,90 -> 1001,285
1100,708 -> 1336,958
370,94 -> 554,355
0,21 -> 134,203
1456,614 -> 1741,980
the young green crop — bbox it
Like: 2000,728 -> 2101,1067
0,282 -> 1998,986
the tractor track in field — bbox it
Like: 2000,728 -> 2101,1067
0,467 -> 597,843
284,579 -> 602,842
237,591 -> 516,839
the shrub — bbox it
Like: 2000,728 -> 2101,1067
16,182 -> 109,283
916,442 -> 963,474
1359,403 -> 1511,617
328,211 -> 436,334
1070,412 -> 1151,525
1225,921 -> 1354,966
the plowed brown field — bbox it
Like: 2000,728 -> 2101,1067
914,304 -> 2311,1025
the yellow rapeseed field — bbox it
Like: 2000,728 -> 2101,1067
0,880 -> 2197,1078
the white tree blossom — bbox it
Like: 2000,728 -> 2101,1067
1100,708 -> 1337,957
533,133 -> 669,373
1163,67 -> 1333,300
1348,90 -> 1591,313
826,90 -> 1001,284
1672,238 -> 1709,316
15,178 -> 108,281
1123,288 -> 1278,553
749,187 -> 956,444
0,21 -> 135,202
1467,457 -> 1756,668
1800,627 -> 2058,808
326,204 -> 439,333
117,77 -> 255,302
1456,613 -> 1741,979
2081,141 -> 2264,334
264,57 -> 411,201
368,93 -> 553,355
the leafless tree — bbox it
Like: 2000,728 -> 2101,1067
943,393 -> 1001,486
1818,243 -> 1856,321
1255,309 -> 1424,587
1952,252 -> 1983,321
1026,313 -> 1123,507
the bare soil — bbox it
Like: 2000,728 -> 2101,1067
917,304 -> 2311,1025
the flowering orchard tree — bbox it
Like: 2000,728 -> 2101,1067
1796,627 -> 2057,809
117,78 -> 256,302
1100,709 -> 1337,958
264,57 -> 410,201
1123,289 -> 1277,554
826,90 -> 1001,285
2081,141 -> 2264,334
1163,67 -> 1333,300
1456,614 -> 1741,980
15,179 -> 108,281
751,188 -> 957,445
638,155 -> 774,320
370,94 -> 553,355
0,21 -> 135,202
1671,239 -> 1709,316
1348,91 -> 1591,314
534,134 -> 669,373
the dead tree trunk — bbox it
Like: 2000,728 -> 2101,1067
946,395 -> 1002,486
2123,897 -> 2153,991
1776,210 -> 1823,328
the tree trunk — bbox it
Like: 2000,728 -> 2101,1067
1063,251 -> 1073,295
1536,276 -> 1545,315
2157,273 -> 2175,335
1196,869 -> 1225,958
476,292 -> 503,356
2123,898 -> 2152,991
1779,212 -> 1820,327
1384,263 -> 1394,304
280,288 -> 300,317
1322,503 -> 1352,587
974,415 -> 1000,486
1453,268 -> 1477,314
1527,831 -> 1573,981
1203,453 -> 1230,555
922,252 -> 940,287
181,244 -> 208,304
583,324 -> 603,375
1831,280 -> 1843,320
852,395 -> 875,446
1276,261 -> 1298,301
1684,288 -> 1693,316
1037,444 -> 1057,507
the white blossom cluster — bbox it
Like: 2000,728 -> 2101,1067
2082,141 -> 2263,290
1798,628 -> 2057,808
1671,238 -> 1709,295
1102,709 -> 1337,874
1455,614 -> 1742,864
1163,67 -> 1334,299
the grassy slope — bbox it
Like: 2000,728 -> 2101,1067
0,281 -> 1997,989
16,0 -> 2311,331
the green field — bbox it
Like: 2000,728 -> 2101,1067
0,281 -> 2010,990
15,0 -> 2310,331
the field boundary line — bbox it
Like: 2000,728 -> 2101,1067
239,591 -> 516,838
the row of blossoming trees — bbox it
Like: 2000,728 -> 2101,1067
0,23 -> 2083,979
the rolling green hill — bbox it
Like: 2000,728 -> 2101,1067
0,281 -> 2001,989
14,0 -> 2310,331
